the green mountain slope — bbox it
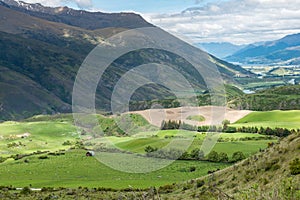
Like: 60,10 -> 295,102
229,85 -> 300,111
0,1 -> 251,121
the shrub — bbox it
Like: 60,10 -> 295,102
260,178 -> 269,185
272,164 -> 281,171
144,145 -> 157,153
265,158 -> 280,171
218,152 -> 229,162
38,155 -> 48,159
189,166 -> 196,172
179,151 -> 190,160
190,148 -> 204,160
207,151 -> 219,162
0,157 -> 6,163
289,158 -> 300,175
158,184 -> 175,193
196,180 -> 205,188
231,151 -> 246,162
62,140 -> 72,146
20,186 -> 31,195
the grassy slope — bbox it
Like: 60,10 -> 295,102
0,113 -> 157,156
0,149 -> 229,189
233,110 -> 300,129
163,132 -> 300,200
113,130 -> 275,157
0,134 -> 298,199
0,113 -> 277,189
0,121 -> 78,155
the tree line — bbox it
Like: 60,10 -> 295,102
144,146 -> 245,163
160,120 -> 297,137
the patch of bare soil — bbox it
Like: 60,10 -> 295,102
130,106 -> 252,127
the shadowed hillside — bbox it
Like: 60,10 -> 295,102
0,0 -> 252,121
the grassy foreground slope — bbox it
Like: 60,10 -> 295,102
163,132 -> 300,200
0,129 -> 298,199
233,110 -> 300,129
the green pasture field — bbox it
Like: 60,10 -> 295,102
0,113 -> 279,189
0,121 -> 78,156
0,149 -> 229,189
186,115 -> 205,122
110,130 -> 275,156
233,110 -> 300,129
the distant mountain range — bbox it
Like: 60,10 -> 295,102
195,42 -> 246,59
197,33 -> 300,66
225,33 -> 300,65
0,0 -> 251,120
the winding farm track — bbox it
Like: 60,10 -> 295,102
130,106 -> 252,127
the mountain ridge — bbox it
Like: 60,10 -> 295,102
0,0 -> 251,121
225,33 -> 300,65
0,0 -> 153,30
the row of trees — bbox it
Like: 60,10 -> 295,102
160,120 -> 297,137
145,146 -> 246,163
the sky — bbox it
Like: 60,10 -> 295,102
20,0 -> 300,45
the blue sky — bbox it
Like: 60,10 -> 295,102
22,0 -> 300,44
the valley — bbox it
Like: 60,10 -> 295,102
0,108 -> 294,189
0,0 -> 299,199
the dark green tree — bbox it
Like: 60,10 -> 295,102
145,146 -> 157,153
190,148 -> 204,160
218,152 -> 229,162
207,151 -> 219,162
231,151 -> 246,162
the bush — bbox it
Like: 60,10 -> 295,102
265,158 -> 280,171
20,186 -> 31,195
62,140 -> 72,146
289,158 -> 300,175
218,152 -> 229,162
231,151 -> 246,162
190,148 -> 204,160
38,155 -> 48,159
196,180 -> 205,188
158,184 -> 175,193
179,151 -> 190,160
0,157 -> 6,163
207,151 -> 219,162
144,145 -> 157,153
189,166 -> 196,172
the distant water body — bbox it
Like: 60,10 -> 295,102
243,89 -> 255,94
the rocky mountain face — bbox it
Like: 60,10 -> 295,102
0,0 -> 251,121
1,0 -> 153,29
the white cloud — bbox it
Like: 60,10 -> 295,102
144,0 -> 300,44
21,0 -> 93,9
194,0 -> 204,4
75,0 -> 92,9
